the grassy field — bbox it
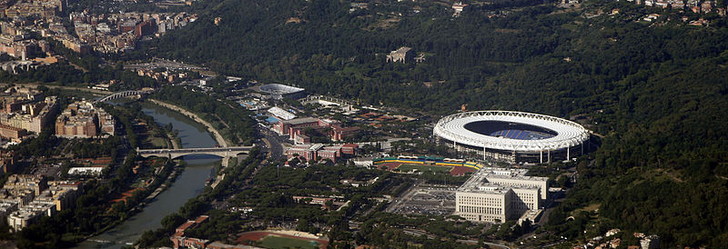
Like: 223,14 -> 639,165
396,164 -> 452,173
259,235 -> 320,249
146,136 -> 169,148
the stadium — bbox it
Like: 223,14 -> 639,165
433,110 -> 591,163
256,83 -> 306,99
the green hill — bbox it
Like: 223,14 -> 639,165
144,0 -> 728,247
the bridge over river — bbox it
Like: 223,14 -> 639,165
95,89 -> 155,103
137,146 -> 254,159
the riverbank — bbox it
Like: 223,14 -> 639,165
72,105 -> 185,244
148,99 -> 229,147
74,103 -> 220,249
146,99 -> 244,189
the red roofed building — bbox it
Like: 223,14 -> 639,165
286,144 -> 346,163
274,117 -> 359,143
341,144 -> 358,155
331,126 -> 359,141
171,215 -> 209,249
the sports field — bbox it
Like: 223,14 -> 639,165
396,164 -> 453,173
236,231 -> 328,249
259,235 -> 320,249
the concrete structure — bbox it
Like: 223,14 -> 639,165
0,92 -> 58,135
273,117 -> 360,144
2,174 -> 47,196
455,167 -> 548,223
0,151 -> 17,174
0,123 -> 27,142
55,100 -> 116,138
267,106 -> 296,120
170,214 -> 261,248
331,126 -> 360,141
286,143 -> 347,163
67,157 -> 112,176
273,117 -> 321,136
67,166 -> 106,176
434,110 -> 590,163
0,200 -> 19,218
255,84 -> 306,99
7,202 -> 55,231
386,47 -> 415,63
0,176 -> 79,232
640,235 -> 660,249
452,2 -> 469,16
95,89 -> 154,103
137,146 -> 254,159
171,215 -> 209,249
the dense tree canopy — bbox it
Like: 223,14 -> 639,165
127,0 -> 728,246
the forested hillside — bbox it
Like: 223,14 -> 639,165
142,0 -> 728,247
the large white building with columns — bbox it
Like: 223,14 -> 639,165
455,167 -> 548,223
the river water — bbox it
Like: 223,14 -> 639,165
73,102 -> 221,249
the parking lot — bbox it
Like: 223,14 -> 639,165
388,183 -> 456,216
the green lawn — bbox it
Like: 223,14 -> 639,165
395,164 -> 452,173
146,136 -> 169,148
259,235 -> 319,249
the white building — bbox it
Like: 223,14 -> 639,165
455,167 -> 548,223
67,166 -> 106,176
386,47 -> 414,63
7,201 -> 56,231
267,106 -> 296,120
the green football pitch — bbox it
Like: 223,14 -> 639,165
396,164 -> 452,173
259,235 -> 320,249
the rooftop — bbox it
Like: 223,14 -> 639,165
458,167 -> 546,194
281,117 -> 320,125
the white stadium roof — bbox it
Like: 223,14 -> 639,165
433,110 -> 590,152
258,84 -> 304,95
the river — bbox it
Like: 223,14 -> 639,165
73,102 -> 221,249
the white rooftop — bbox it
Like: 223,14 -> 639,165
434,110 -> 590,152
268,107 -> 296,120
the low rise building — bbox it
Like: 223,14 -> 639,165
267,106 -> 296,120
170,214 -> 260,248
171,215 -> 209,249
274,117 -> 359,143
331,126 -> 360,141
386,47 -> 414,63
285,143 -> 349,163
67,157 -> 112,176
452,2 -> 469,16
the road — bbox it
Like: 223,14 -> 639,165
401,230 -> 511,249
457,239 -> 511,249
256,125 -> 285,162
385,179 -> 424,213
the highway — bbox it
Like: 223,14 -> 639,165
256,125 -> 285,162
